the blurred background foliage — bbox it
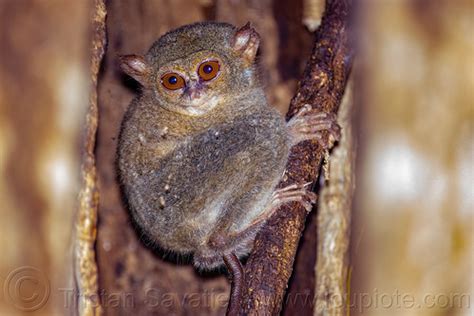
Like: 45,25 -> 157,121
352,1 -> 472,315
0,0 -> 471,315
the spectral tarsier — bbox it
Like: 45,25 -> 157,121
117,22 -> 339,270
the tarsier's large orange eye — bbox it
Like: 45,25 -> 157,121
161,73 -> 186,90
198,60 -> 220,81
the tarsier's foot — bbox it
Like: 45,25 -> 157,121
271,182 -> 317,213
248,182 -> 317,227
287,104 -> 341,148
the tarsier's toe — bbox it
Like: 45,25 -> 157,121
272,182 -> 318,213
287,105 -> 341,148
325,117 -> 342,143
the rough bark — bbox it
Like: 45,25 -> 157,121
241,0 -> 353,314
75,0 -> 106,315
314,80 -> 354,316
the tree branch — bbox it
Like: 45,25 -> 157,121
240,0 -> 353,314
74,0 -> 106,315
314,80 -> 355,315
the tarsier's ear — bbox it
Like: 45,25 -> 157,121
232,22 -> 260,64
119,54 -> 151,87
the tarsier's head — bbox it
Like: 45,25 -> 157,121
120,22 -> 261,116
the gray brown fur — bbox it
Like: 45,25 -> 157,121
117,22 -> 291,269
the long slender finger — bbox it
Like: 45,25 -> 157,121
274,188 -> 311,198
273,191 -> 317,204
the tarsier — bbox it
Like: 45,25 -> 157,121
117,22 -> 339,270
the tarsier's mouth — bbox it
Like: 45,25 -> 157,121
178,94 -> 220,116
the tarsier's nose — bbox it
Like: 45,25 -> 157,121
184,79 -> 204,100
187,88 -> 201,100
